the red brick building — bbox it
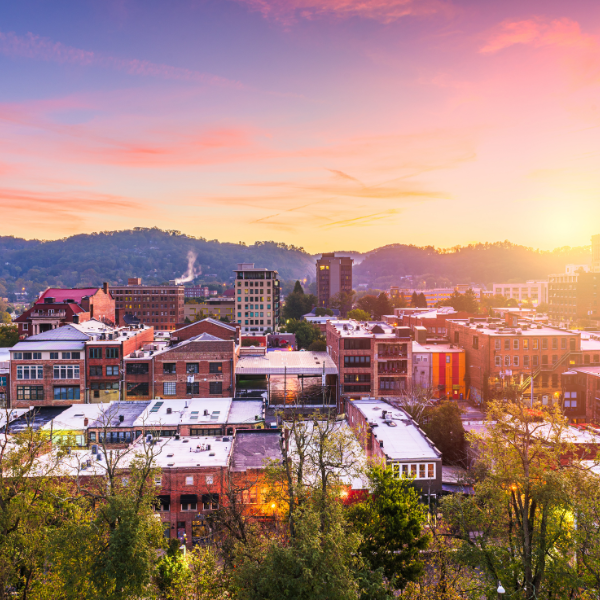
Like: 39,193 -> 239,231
445,316 -> 581,406
326,320 -> 412,407
112,278 -> 185,331
123,331 -> 238,401
172,318 -> 240,345
15,284 -> 115,338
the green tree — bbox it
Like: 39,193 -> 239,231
438,289 -> 479,313
348,308 -> 371,321
329,290 -> 355,317
0,313 -> 11,324
308,339 -> 326,351
416,293 -> 428,308
314,307 -> 333,317
374,292 -> 393,319
422,402 -> 465,465
410,291 -> 419,307
283,281 -> 316,321
281,319 -> 322,349
348,466 -> 429,590
442,401 -> 579,599
356,295 -> 377,316
0,324 -> 18,347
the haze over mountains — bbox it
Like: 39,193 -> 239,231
0,228 -> 592,300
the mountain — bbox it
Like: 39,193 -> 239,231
0,230 -> 592,302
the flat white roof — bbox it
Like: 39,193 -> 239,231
236,351 -> 337,375
329,320 -> 407,339
142,435 -> 232,468
133,398 -> 233,427
42,403 -> 112,431
412,341 -> 464,354
0,408 -> 29,430
351,399 -> 441,462
228,400 -> 265,424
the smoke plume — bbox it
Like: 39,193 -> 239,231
174,251 -> 201,284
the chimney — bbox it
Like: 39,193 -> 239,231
72,315 -> 80,324
128,278 -> 142,286
103,282 -> 109,295
83,417 -> 89,426
119,415 -> 124,422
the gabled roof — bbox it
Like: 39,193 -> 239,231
190,332 -> 223,342
21,325 -> 91,341
175,317 -> 237,334
37,288 -> 101,304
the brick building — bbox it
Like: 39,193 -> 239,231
9,321 -> 153,408
316,253 -> 353,309
492,281 -> 548,305
398,308 -> 477,338
112,278 -> 185,331
326,320 -> 412,405
86,325 -> 154,402
548,266 -> 599,326
445,316 -> 581,406
172,318 -> 240,345
347,399 -> 442,495
15,284 -> 115,338
123,331 -> 238,401
233,264 -> 280,334
183,297 -> 235,323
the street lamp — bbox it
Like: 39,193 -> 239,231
497,582 -> 505,599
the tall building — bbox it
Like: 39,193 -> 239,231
316,253 -> 353,308
592,234 -> 600,273
112,278 -> 185,331
233,264 -> 280,334
548,266 -> 598,325
491,281 -> 548,305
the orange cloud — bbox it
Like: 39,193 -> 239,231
481,17 -> 596,54
0,30 -> 243,88
236,0 -> 451,24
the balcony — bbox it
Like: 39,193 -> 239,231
30,310 -> 66,319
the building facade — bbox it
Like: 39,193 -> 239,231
183,298 -> 235,323
233,264 -> 280,334
491,281 -> 548,305
112,278 -> 185,331
326,320 -> 412,403
548,268 -> 599,325
316,253 -> 353,309
412,341 -> 466,400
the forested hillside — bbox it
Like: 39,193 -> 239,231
0,228 -> 314,300
0,229 -> 592,301
354,242 -> 592,289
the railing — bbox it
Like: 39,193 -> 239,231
519,351 -> 573,393
30,311 -> 66,318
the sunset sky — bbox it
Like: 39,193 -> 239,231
1,0 -> 600,252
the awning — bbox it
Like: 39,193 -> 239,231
180,494 -> 198,504
157,495 -> 170,509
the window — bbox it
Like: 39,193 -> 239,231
17,386 -> 43,400
181,498 -> 197,511
344,356 -> 371,367
32,352 -> 41,360
209,382 -> 222,395
344,338 -> 371,350
344,374 -> 371,383
164,382 -> 177,396
186,382 -> 200,395
532,355 -> 539,367
561,338 -> 567,349
513,356 -> 519,367
524,355 -> 530,368
71,352 -> 80,359
90,366 -> 102,377
542,339 -> 548,350
504,356 -> 510,366
89,432 -> 96,442
53,365 -> 80,379
22,324 -> 28,331
89,348 -> 102,359
473,336 -> 479,349
533,339 -> 539,350
513,339 -> 519,350
186,363 -> 199,374
504,340 -> 510,350
13,352 -> 22,359
127,382 -> 149,397
163,363 -> 176,374
542,355 -> 548,365
185,476 -> 194,485
495,356 -> 502,367
50,352 -> 58,359
552,355 -> 558,365
126,363 -> 149,375
54,386 -> 80,400
552,374 -> 558,387
190,428 -> 222,436
202,494 -> 219,510
17,365 -> 43,379
106,365 -> 119,376
106,348 -> 119,359
523,339 -> 529,350
570,338 -> 576,351
209,363 -> 222,374
495,339 -> 501,350
23,352 -> 32,360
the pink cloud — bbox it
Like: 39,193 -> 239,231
0,30 -> 243,88
236,0 -> 451,24
481,17 -> 597,54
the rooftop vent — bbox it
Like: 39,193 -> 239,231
119,414 -> 124,422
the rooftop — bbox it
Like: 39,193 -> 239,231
450,319 -> 579,337
139,435 -> 233,469
228,399 -> 265,424
37,288 -> 100,304
230,429 -> 282,472
3,406 -> 70,434
42,404 -> 111,431
88,401 -> 152,429
236,351 -> 337,375
412,341 -> 464,354
133,398 -> 234,427
351,399 -> 441,462
328,320 -> 411,339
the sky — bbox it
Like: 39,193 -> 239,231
1,0 -> 600,253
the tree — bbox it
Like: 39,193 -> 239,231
422,402 -> 465,465
416,293 -> 428,308
282,282 -> 316,321
348,466 -> 429,590
410,291 -> 419,307
438,289 -> 479,313
0,313 -> 11,324
348,308 -> 371,321
308,339 -> 326,351
314,307 -> 333,317
356,295 -> 378,317
536,302 -> 549,313
281,319 -> 323,349
442,401 -> 580,599
0,324 -> 18,347
374,292 -> 393,319
393,384 -> 436,426
329,291 -> 355,318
